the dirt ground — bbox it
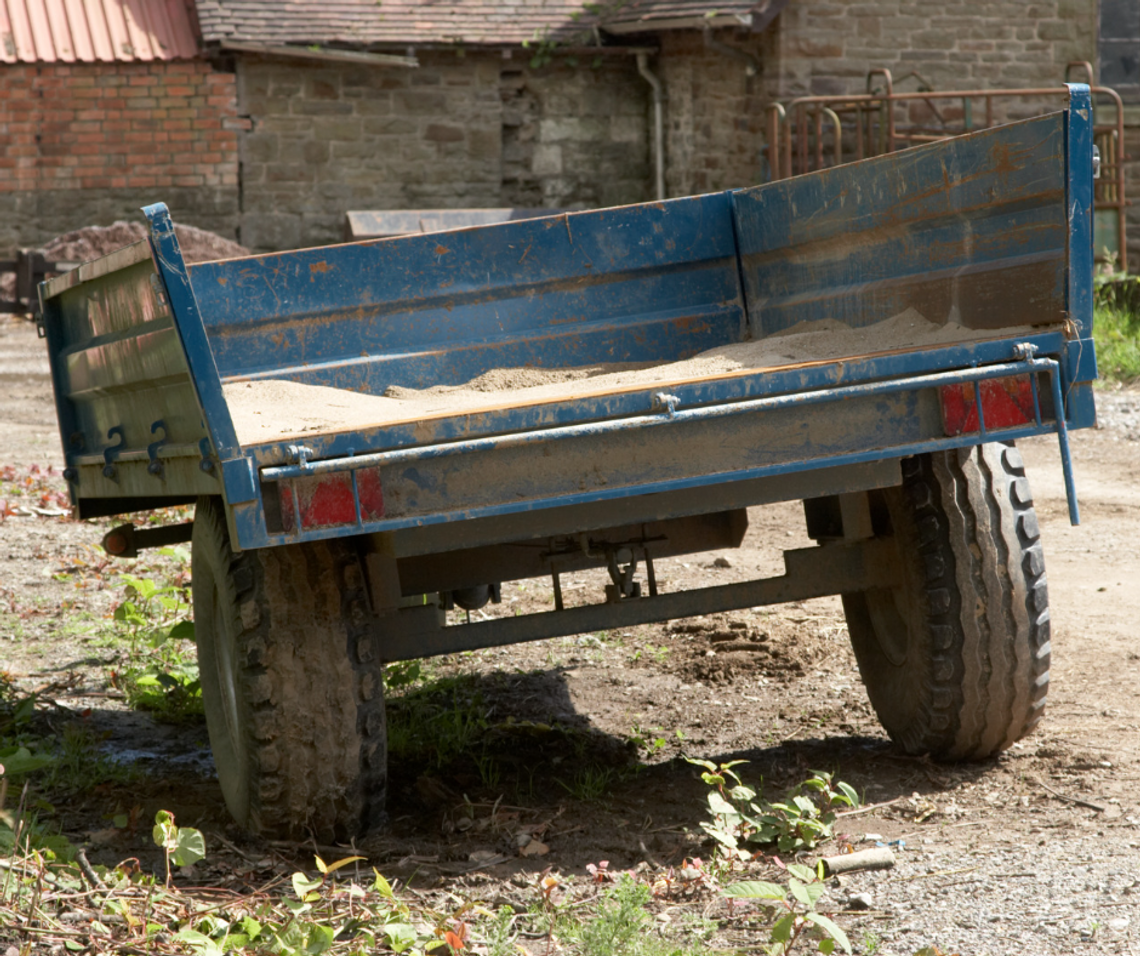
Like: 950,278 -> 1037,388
3,312 -> 1140,955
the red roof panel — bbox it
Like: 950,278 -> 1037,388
0,0 -> 200,63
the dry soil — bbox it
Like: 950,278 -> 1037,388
2,314 -> 1140,955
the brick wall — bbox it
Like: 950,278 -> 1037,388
237,51 -> 650,251
0,61 -> 241,250
2,2 -> 1110,258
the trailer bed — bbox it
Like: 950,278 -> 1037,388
39,94 -> 1097,551
222,310 -> 1050,445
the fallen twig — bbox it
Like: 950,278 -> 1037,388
836,797 -> 903,818
1034,778 -> 1106,812
75,848 -> 103,889
207,830 -> 262,864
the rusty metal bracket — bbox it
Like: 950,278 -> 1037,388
102,426 -> 125,481
146,420 -> 168,480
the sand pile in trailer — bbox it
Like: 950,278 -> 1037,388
223,309 -> 1041,444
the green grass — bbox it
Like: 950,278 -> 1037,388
1094,304 -> 1140,384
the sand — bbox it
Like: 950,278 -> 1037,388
2,221 -> 250,313
222,309 -> 1051,445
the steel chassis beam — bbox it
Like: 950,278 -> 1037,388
375,536 -> 900,662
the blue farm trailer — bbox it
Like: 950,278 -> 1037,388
39,86 -> 1099,840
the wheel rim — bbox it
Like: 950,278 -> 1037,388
864,588 -> 909,667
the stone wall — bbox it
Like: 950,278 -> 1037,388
501,58 -> 650,210
0,61 -> 241,251
769,0 -> 1097,100
657,31 -> 770,196
238,51 -> 650,251
3,2 -> 1113,259
654,1 -> 1099,194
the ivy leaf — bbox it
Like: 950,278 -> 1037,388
293,871 -> 324,900
383,923 -> 418,953
173,929 -> 224,956
304,924 -> 335,954
171,826 -> 206,867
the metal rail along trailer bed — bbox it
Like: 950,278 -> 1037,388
39,85 -> 1099,841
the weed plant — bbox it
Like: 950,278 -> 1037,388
1093,261 -> 1140,384
0,730 -> 868,956
104,548 -> 203,723
1094,304 -> 1140,384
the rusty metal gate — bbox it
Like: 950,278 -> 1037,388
765,62 -> 1127,271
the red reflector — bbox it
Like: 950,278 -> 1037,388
279,467 -> 385,532
940,375 -> 1036,436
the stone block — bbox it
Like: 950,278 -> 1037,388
532,143 -> 563,175
424,123 -> 465,142
331,141 -> 368,160
538,117 -> 580,141
242,213 -> 302,252
1036,20 -> 1072,41
467,127 -> 500,161
295,100 -> 354,116
314,118 -> 363,141
609,116 -> 642,143
364,117 -> 417,136
305,78 -> 339,100
302,140 -> 329,164
410,70 -> 443,87
266,163 -> 312,183
355,97 -> 393,116
790,37 -> 845,57
243,133 -> 278,163
397,90 -> 447,111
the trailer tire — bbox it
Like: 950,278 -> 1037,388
191,497 -> 387,840
842,443 -> 1050,759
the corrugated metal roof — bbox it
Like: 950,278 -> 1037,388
194,0 -> 600,47
1,0 -> 200,64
